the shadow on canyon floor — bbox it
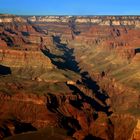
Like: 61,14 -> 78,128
12,120 -> 37,134
0,65 -> 11,75
44,35 -> 112,138
81,71 -> 109,104
135,48 -> 140,54
84,134 -> 105,140
1,119 -> 37,139
67,84 -> 110,115
41,35 -> 80,73
44,36 -> 111,116
0,32 -> 14,47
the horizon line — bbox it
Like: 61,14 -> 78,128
1,13 -> 140,17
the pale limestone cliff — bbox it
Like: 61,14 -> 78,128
0,14 -> 140,27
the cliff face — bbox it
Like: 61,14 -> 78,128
0,79 -> 137,140
0,15 -> 140,27
0,49 -> 53,69
0,18 -> 55,79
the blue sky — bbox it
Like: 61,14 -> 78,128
0,0 -> 140,15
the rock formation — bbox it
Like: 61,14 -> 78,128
0,14 -> 140,140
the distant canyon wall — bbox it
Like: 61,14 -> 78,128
0,14 -> 140,27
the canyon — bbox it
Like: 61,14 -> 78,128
0,14 -> 140,140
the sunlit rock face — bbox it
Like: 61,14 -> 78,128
0,15 -> 140,27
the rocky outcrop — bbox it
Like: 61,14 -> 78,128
130,119 -> 140,140
110,114 -> 136,140
0,92 -> 57,129
0,49 -> 53,69
0,38 -> 7,48
0,15 -> 26,23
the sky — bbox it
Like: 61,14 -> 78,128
0,0 -> 140,15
